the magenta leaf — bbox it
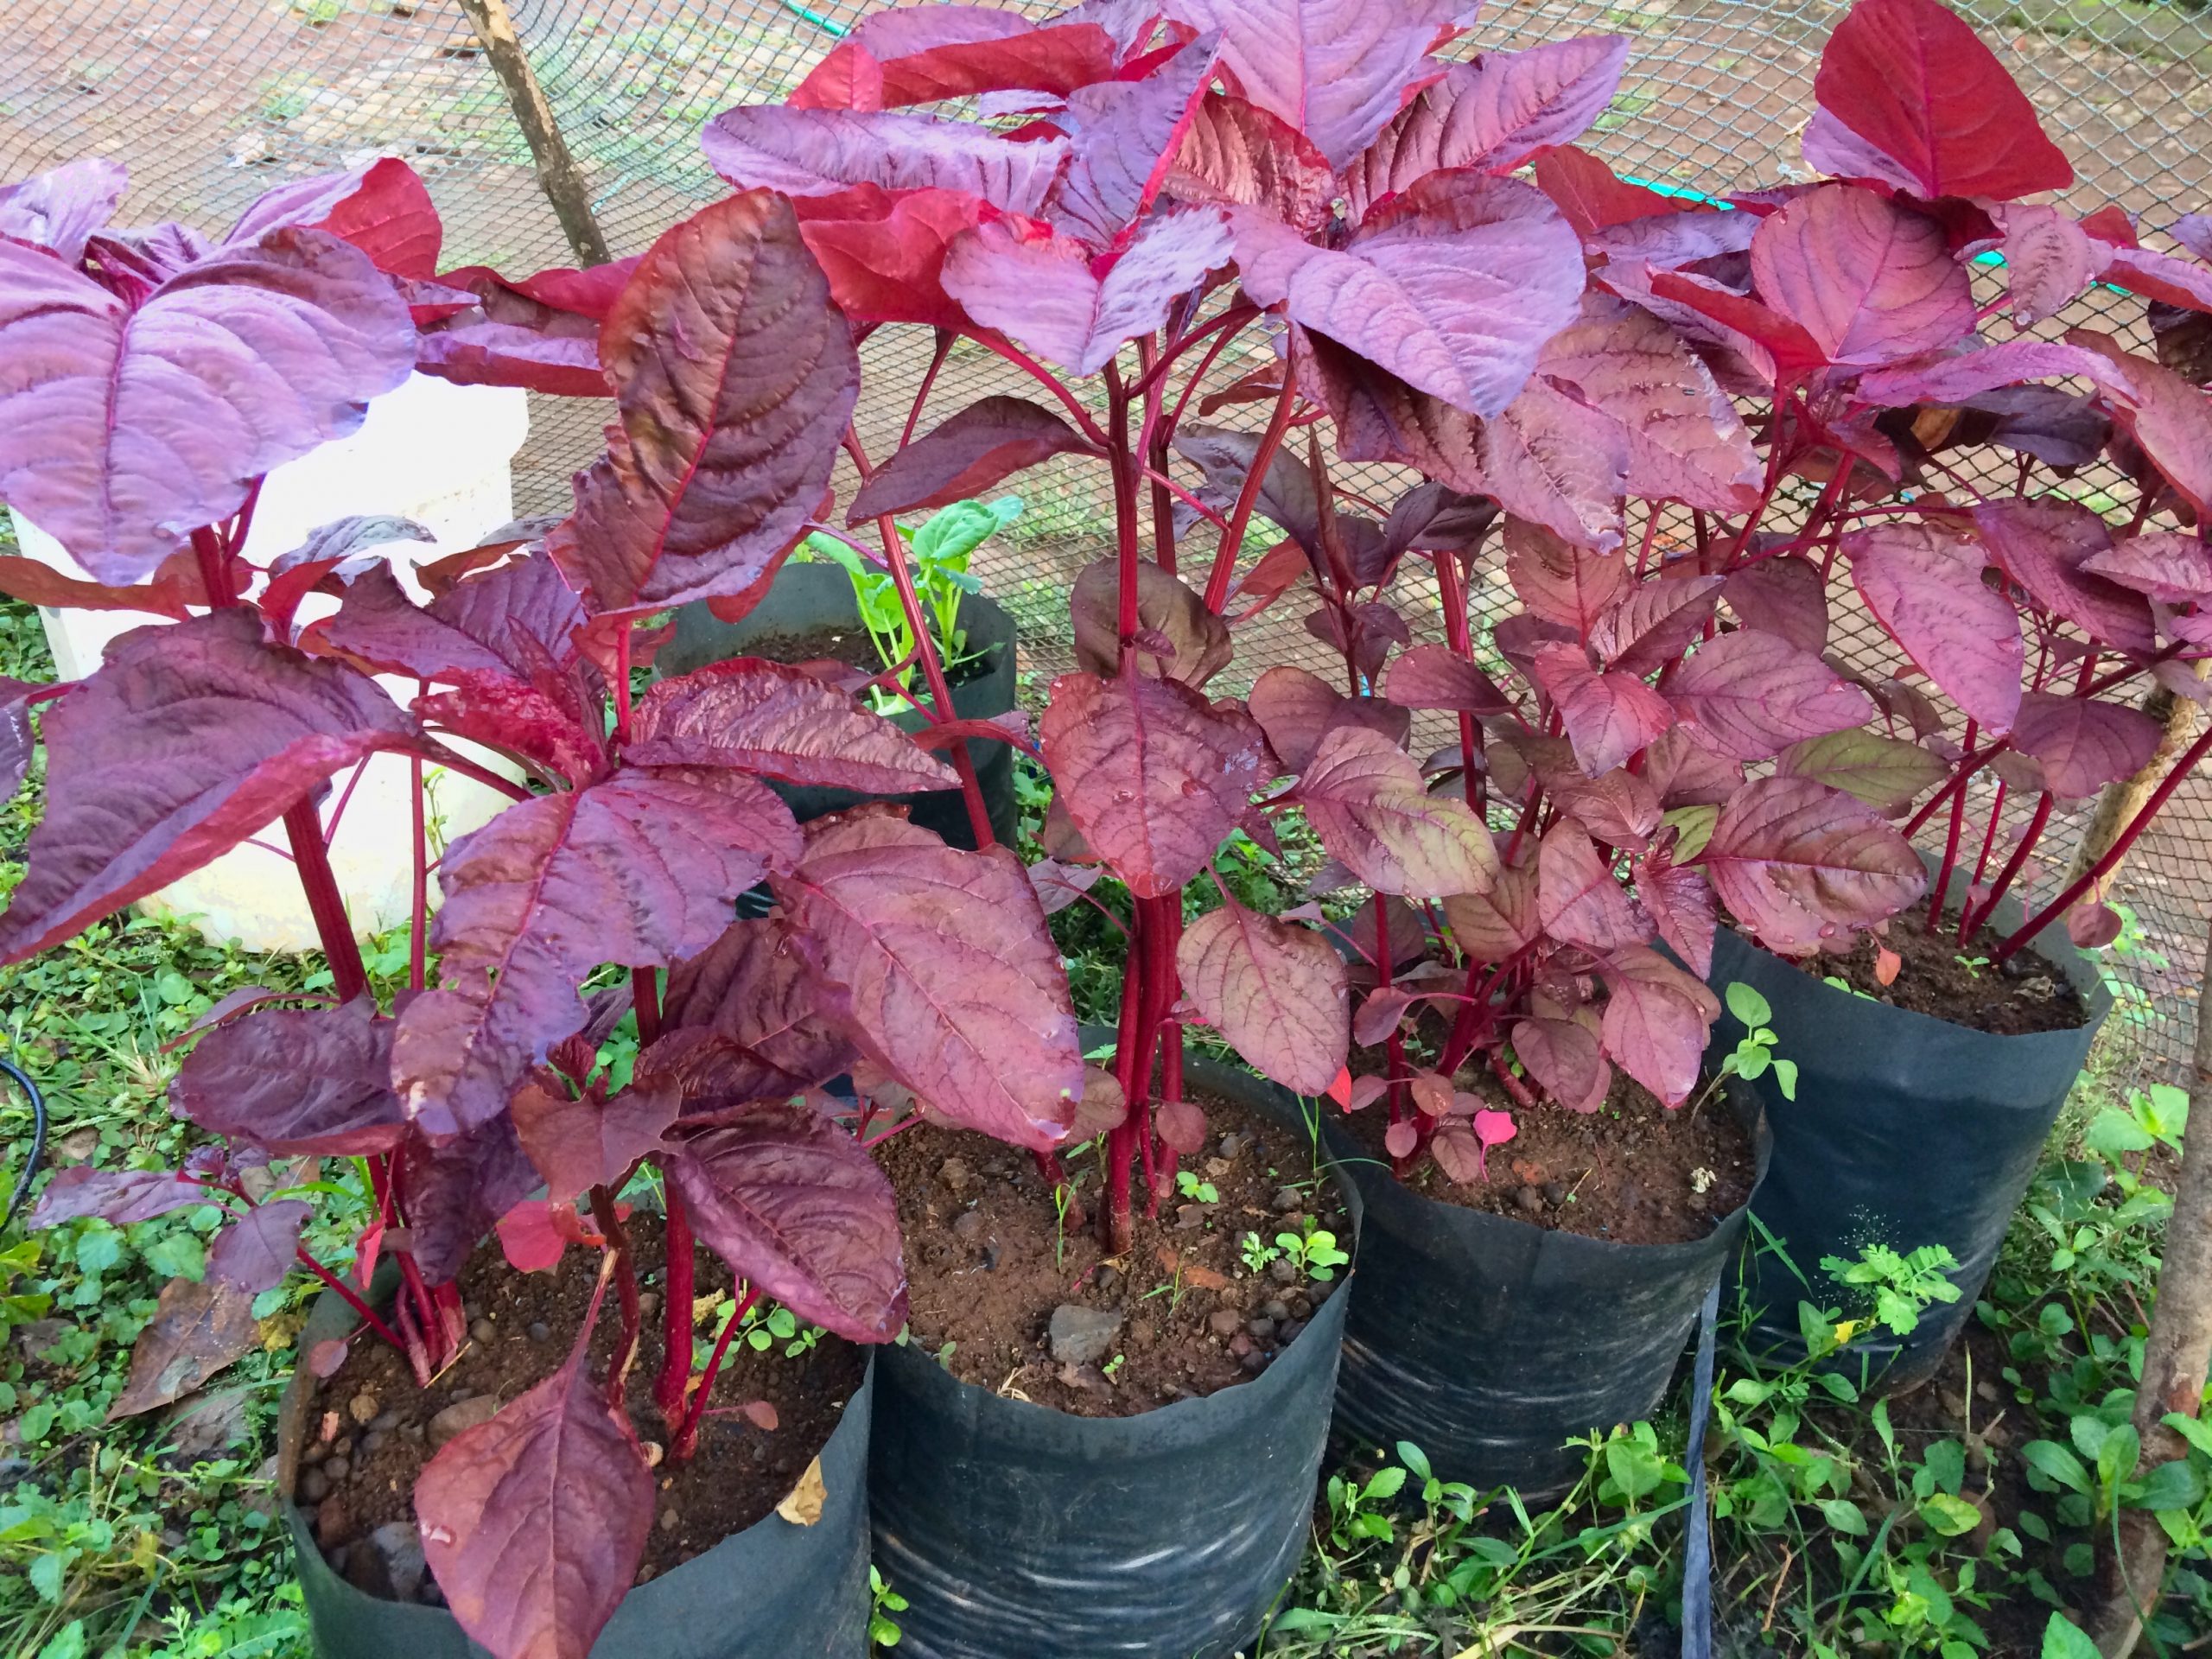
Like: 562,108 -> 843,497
1537,824 -> 1648,952
207,1199 -> 312,1295
1748,185 -> 1974,367
1643,269 -> 1828,383
1506,520 -> 1627,636
396,773 -> 801,1138
1721,555 -> 1829,656
1236,172 -> 1584,419
397,1112 -> 537,1284
109,1274 -> 262,1420
1039,671 -> 1266,898
1164,93 -> 1337,233
1344,36 -> 1630,219
2081,531 -> 2212,604
28,1166 -> 211,1229
1155,1098 -> 1208,1155
805,16 -> 1121,108
626,658 -> 956,793
227,156 -> 444,279
1166,0 -> 1472,167
555,194 -> 858,617
1634,852 -> 1717,978
1047,33 -> 1222,242
1971,499 -> 2157,656
1853,340 -> 2121,408
1547,766 -> 1662,848
658,917 -> 857,1104
848,397 -> 1092,523
170,998 -> 406,1155
1511,1016 -> 1606,1110
664,1103 -> 907,1343
416,1338 -> 654,1659
1698,775 -> 1926,952
1382,644 -> 1512,714
702,106 -> 1069,216
1069,558 -> 1233,687
772,810 -> 1081,1151
0,228 -> 415,584
1530,642 -> 1674,778
1989,203 -> 2099,327
511,1078 -> 676,1201
1538,302 -> 1763,513
1173,424 -> 1322,551
1298,725 -> 1499,898
328,551 -> 588,695
1471,379 -> 1628,552
0,611 -> 419,964
1442,865 -> 1542,963
2086,345 -> 2212,523
1594,945 -> 1720,1106
791,185 -> 988,330
2007,692 -> 2164,799
1536,146 -> 1708,236
1847,521 -> 2024,733
1589,575 -> 1726,677
0,158 -> 127,264
1668,630 -> 1876,761
1176,899 -> 1348,1095
940,207 -> 1233,376
1775,728 -> 1947,810
1802,0 -> 2071,201
1249,665 -> 1410,772
416,258 -> 636,397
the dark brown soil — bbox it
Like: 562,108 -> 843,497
747,624 -> 994,689
874,1088 -> 1351,1417
1338,1073 -> 1758,1247
1784,902 -> 2090,1035
297,1217 -> 864,1599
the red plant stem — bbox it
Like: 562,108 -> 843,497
1999,721 -> 2212,959
1929,719 -> 1977,934
1962,779 -> 2010,944
1903,741 -> 2008,838
407,754 -> 429,991
1374,892 -> 1412,1134
1136,336 -> 1177,574
1721,392 -> 1799,568
395,1251 -> 442,1363
611,624 -> 634,743
321,760 -> 370,844
415,741 -> 533,803
904,330 -> 953,448
1964,791 -> 2053,946
191,525 -> 241,608
1129,302 -> 1254,400
1488,1050 -> 1537,1109
1106,366 -> 1146,664
1203,361 -> 1300,612
1432,551 -> 1484,811
295,1246 -> 407,1351
655,1185 -> 696,1427
1159,313 -> 1249,439
590,1184 -> 642,1408
965,331 -> 1109,447
1634,501 -> 1665,579
1141,465 -> 1230,531
282,799 -> 370,1005
671,1284 -> 760,1462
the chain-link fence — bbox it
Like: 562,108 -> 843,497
4,0 -> 2207,1078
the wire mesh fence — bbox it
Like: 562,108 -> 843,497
3,0 -> 2205,1077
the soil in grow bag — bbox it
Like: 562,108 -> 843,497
296,1216 -> 865,1599
874,1089 -> 1352,1417
1785,899 -> 2090,1036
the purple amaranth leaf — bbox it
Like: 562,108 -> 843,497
1471,379 -> 1628,552
1847,520 -> 2024,733
28,1166 -> 212,1229
108,1274 -> 261,1420
940,207 -> 1233,376
1028,856 -> 1103,917
327,552 -> 588,692
1162,93 -> 1336,233
1382,481 -> 1497,559
1853,340 -> 2123,408
1594,945 -> 1719,1105
1235,172 -> 1582,419
1538,823 -> 1647,952
1543,763 -> 1662,849
1988,203 -> 2101,327
1644,269 -> 1828,385
1721,555 -> 1829,655
1511,1015 -> 1606,1111
1069,557 -> 1233,687
2090,244 -> 2212,316
702,106 -> 1069,216
1344,35 -> 1630,220
2007,692 -> 2164,798
0,611 -> 419,963
415,258 -> 637,398
1536,299 -> 1763,513
2082,339 -> 2212,522
2174,213 -> 2212,265
0,228 -> 414,585
1697,774 -> 1925,953
790,185 -> 987,330
1589,575 -> 1726,677
0,158 -> 128,264
848,396 -> 1092,523
658,916 -> 856,1105
206,1199 -> 312,1295
1173,424 -> 1322,550
798,16 -> 1121,109
1775,728 -> 1947,810
1175,899 -> 1348,1095
626,658 -> 957,793
1382,644 -> 1513,714
664,1103 -> 907,1343
772,810 -> 1081,1151
395,773 -> 801,1138
2080,531 -> 2212,604
226,156 -> 444,280
1294,327 -> 1485,492
1441,864 -> 1542,963
1748,185 -> 1974,368
1802,0 -> 2071,201
1039,671 -> 1267,898
416,1333 -> 654,1659
1530,642 -> 1674,778
1645,725 -> 1745,809
1634,851 -> 1716,977
397,1111 -> 537,1284
1166,0 -> 1474,168
1047,32 -> 1221,243
1,677 -> 40,801
418,673 -> 605,790
1668,630 -> 1877,761
554,194 -> 857,618
170,998 -> 406,1156
1504,518 -> 1626,638
511,1078 -> 675,1201
1971,499 -> 2158,656
1297,724 -> 1499,897
1248,665 -> 1410,772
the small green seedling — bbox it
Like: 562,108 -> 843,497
868,1567 -> 909,1647
1276,1221 -> 1349,1281
1240,1231 -> 1282,1274
1953,952 -> 1991,979
1102,1352 -> 1126,1381
1175,1170 -> 1219,1204
1695,982 -> 1797,1114
741,1303 -> 819,1357
1820,1242 -> 1963,1338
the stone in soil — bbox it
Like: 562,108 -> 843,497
428,1394 -> 500,1449
1048,1305 -> 1122,1367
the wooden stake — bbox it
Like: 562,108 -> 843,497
454,0 -> 612,266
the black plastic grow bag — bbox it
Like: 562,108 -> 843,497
866,1051 -> 1358,1659
657,563 -> 1019,850
1707,867 -> 2111,1387
1324,1112 -> 1764,1500
277,1281 -> 876,1658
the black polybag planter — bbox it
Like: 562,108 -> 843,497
657,563 -> 1019,850
276,1279 -> 876,1658
1707,866 -> 2111,1388
866,1051 -> 1358,1659
1324,1109 -> 1766,1500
